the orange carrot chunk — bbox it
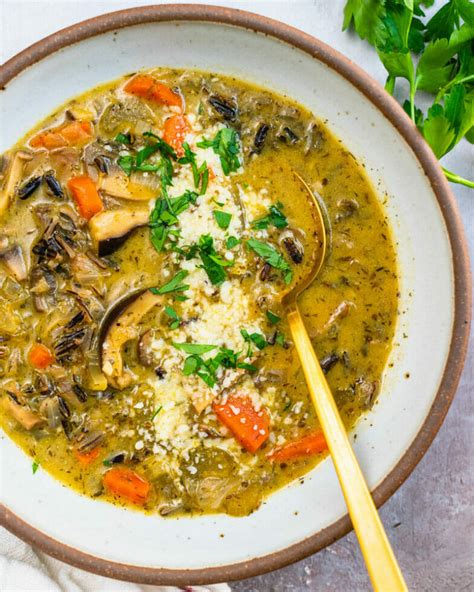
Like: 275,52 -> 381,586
124,74 -> 182,108
163,114 -> 188,156
67,176 -> 103,220
75,447 -> 101,467
28,343 -> 54,370
213,395 -> 270,453
103,467 -> 150,505
150,82 -> 182,108
268,431 -> 328,463
30,121 -> 92,150
123,74 -> 155,96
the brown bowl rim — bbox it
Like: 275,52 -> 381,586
0,4 -> 471,586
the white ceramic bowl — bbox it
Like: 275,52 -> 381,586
0,5 -> 471,585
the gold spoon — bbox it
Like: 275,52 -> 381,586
283,173 -> 407,592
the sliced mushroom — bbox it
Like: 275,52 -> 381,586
0,151 -> 33,218
138,329 -> 154,367
5,398 -> 45,430
0,245 -> 28,281
98,173 -> 155,201
30,265 -> 57,312
89,207 -> 149,257
100,290 -> 163,388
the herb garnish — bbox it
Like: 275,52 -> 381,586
172,342 -> 217,355
151,405 -> 163,421
266,310 -> 281,324
247,238 -> 293,284
213,210 -> 232,230
32,461 -> 39,474
150,270 -> 189,295
252,203 -> 288,230
118,131 -> 177,201
240,328 -> 267,351
149,189 -> 198,252
226,236 -> 241,249
178,344 -> 257,387
115,132 -> 132,144
164,306 -> 181,329
197,234 -> 233,285
197,128 -> 241,175
343,0 -> 474,188
178,142 -> 209,195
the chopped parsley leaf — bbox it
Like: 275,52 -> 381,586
213,210 -> 232,230
241,328 -> 267,351
197,234 -> 233,285
164,306 -> 181,329
115,132 -> 132,144
247,238 -> 293,284
178,142 -> 209,195
275,332 -> 286,347
226,236 -> 241,249
197,128 -> 241,175
118,132 -> 176,200
266,310 -> 281,324
150,270 -> 189,295
173,342 -> 217,355
180,345 -> 256,388
252,203 -> 288,230
32,461 -> 39,474
149,189 -> 198,252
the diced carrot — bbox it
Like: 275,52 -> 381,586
207,166 -> 216,180
124,74 -> 182,108
30,131 -> 65,150
30,121 -> 92,150
28,343 -> 54,370
123,74 -> 155,96
103,467 -> 151,505
212,395 -> 270,453
149,82 -> 182,108
163,114 -> 188,156
268,431 -> 328,463
59,121 -> 92,144
67,176 -> 103,220
75,446 -> 101,467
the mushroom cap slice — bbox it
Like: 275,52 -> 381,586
89,207 -> 150,256
5,398 -> 45,430
100,290 -> 162,389
0,151 -> 33,219
99,173 -> 156,201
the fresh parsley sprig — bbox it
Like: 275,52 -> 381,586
175,343 -> 257,388
247,238 -> 293,284
197,128 -> 241,175
149,190 -> 198,252
150,270 -> 189,295
252,203 -> 288,230
178,142 -> 210,195
196,234 -> 234,285
343,0 -> 473,188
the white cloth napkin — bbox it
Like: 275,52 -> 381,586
0,526 -> 230,592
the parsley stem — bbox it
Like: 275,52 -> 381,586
435,74 -> 474,104
408,84 -> 416,122
385,75 -> 395,95
442,167 -> 474,189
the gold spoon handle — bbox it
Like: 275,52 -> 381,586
287,307 -> 407,592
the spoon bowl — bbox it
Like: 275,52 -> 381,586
282,173 -> 327,308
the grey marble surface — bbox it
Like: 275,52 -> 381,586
1,1 -> 473,590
